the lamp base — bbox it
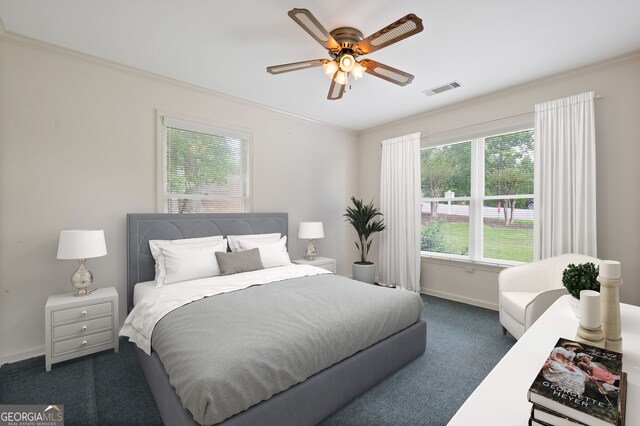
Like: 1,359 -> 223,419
304,240 -> 317,261
71,259 -> 93,296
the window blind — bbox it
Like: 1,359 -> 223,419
421,141 -> 472,256
162,117 -> 250,213
482,129 -> 534,262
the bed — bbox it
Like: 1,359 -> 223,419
124,213 -> 427,426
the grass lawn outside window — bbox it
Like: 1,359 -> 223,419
421,216 -> 533,263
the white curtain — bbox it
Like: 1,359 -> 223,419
534,91 -> 597,260
379,132 -> 421,292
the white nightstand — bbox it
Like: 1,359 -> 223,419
45,287 -> 119,371
292,257 -> 336,273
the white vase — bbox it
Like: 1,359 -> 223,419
569,296 -> 580,318
352,262 -> 375,284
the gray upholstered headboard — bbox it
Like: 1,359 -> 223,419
126,213 -> 288,311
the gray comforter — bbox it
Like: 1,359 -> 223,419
151,273 -> 423,425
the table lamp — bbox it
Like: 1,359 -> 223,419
298,222 -> 324,260
57,230 -> 107,296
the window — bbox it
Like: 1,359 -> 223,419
159,116 -> 251,213
421,129 -> 534,264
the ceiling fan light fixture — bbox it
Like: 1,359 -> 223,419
334,70 -> 349,86
268,9 -> 424,100
339,54 -> 356,72
323,60 -> 339,77
352,62 -> 366,80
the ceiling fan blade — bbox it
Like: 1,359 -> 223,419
267,59 -> 326,75
327,75 -> 345,100
288,8 -> 340,51
354,13 -> 424,55
359,59 -> 415,86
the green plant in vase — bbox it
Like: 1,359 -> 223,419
562,262 -> 600,298
343,196 -> 386,283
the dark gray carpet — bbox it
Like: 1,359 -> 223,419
0,339 -> 161,426
0,295 -> 515,425
321,295 -> 516,425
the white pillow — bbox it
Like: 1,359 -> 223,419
238,236 -> 291,269
160,239 -> 227,285
227,233 -> 281,252
149,236 -> 224,285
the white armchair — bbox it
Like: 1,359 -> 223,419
499,253 -> 601,339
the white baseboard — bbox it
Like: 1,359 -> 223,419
0,346 -> 44,366
421,288 -> 499,311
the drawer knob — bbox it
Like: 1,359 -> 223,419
81,310 -> 87,316
81,340 -> 87,346
81,325 -> 88,331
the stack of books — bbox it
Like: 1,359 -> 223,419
527,337 -> 627,426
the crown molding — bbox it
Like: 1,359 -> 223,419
0,30 -> 356,135
361,49 -> 640,136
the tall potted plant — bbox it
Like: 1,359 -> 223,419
343,196 -> 386,283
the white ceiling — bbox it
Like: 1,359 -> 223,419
1,1 -> 639,131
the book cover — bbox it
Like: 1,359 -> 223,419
528,337 -> 623,426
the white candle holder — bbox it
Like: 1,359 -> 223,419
598,260 -> 623,353
575,290 -> 604,348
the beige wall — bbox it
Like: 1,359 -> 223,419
0,34 -> 359,363
360,52 -> 640,309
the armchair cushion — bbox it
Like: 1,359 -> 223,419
500,291 -> 538,323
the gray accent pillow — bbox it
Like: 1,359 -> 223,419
215,248 -> 264,276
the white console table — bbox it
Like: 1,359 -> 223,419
448,295 -> 639,425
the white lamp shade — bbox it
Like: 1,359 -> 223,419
57,230 -> 107,260
334,70 -> 349,86
298,222 -> 324,239
323,60 -> 339,77
352,62 -> 366,80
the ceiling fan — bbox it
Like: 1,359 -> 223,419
266,8 -> 424,100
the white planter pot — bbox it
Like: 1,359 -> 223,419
353,262 -> 375,284
569,296 -> 580,318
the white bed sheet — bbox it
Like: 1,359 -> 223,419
133,280 -> 157,306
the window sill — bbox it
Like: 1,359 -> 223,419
420,253 -> 519,272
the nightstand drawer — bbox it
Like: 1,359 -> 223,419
52,330 -> 114,356
53,316 -> 113,340
52,301 -> 112,324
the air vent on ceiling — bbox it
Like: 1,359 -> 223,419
422,81 -> 462,96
